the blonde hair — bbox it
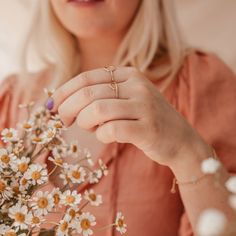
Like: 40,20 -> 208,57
21,0 -> 186,92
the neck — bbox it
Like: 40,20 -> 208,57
77,34 -> 123,72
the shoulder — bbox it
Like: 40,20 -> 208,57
173,51 -> 236,115
180,51 -> 236,90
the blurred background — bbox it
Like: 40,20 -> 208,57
0,0 -> 236,79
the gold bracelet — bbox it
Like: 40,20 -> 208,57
170,146 -> 218,194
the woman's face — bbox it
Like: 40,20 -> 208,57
50,0 -> 141,39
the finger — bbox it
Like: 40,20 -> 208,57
52,67 -> 137,112
76,99 -> 140,130
95,119 -> 144,144
58,80 -> 131,126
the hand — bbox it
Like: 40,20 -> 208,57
51,67 -> 204,166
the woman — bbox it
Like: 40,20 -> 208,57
1,0 -> 236,235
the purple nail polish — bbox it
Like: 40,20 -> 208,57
45,97 -> 54,110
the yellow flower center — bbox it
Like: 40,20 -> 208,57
47,131 -> 54,138
55,123 -> 62,129
118,219 -> 124,228
32,171 -> 41,180
37,197 -> 49,209
18,163 -> 28,173
89,194 -> 97,201
72,170 -> 81,179
69,209 -> 76,219
66,195 -> 75,204
1,155 -> 10,164
72,145 -> 78,153
5,232 -> 17,236
13,186 -> 20,194
32,216 -> 40,224
6,132 -> 13,138
0,180 -> 6,192
15,212 -> 25,223
48,91 -> 53,97
55,158 -> 63,165
59,221 -> 68,232
33,137 -> 42,143
21,178 -> 28,186
53,193 -> 60,205
81,219 -> 91,230
23,123 -> 32,129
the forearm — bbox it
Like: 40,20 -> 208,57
169,136 -> 236,233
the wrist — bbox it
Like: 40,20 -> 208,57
168,135 -> 213,182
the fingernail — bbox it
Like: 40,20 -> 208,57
45,97 -> 54,110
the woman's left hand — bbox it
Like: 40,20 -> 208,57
51,67 -> 204,167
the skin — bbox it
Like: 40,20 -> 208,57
50,0 -> 236,233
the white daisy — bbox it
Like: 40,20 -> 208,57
27,211 -> 45,228
48,115 -> 66,131
21,120 -> 34,132
84,189 -> 102,207
8,203 -> 31,231
0,148 -> 16,170
1,128 -> 19,143
65,206 -> 80,223
201,158 -> 221,174
0,224 -> 10,234
225,176 -> 236,194
31,191 -> 54,216
0,178 -> 13,200
76,212 -> 96,236
67,164 -> 86,184
19,177 -> 31,192
197,209 -> 226,236
12,156 -> 30,174
67,141 -> 81,158
51,188 -> 62,207
115,212 -> 127,235
57,214 -> 71,236
41,127 -> 57,143
61,190 -> 82,207
24,163 -> 48,185
88,170 -> 103,184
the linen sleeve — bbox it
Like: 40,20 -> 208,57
177,52 -> 236,235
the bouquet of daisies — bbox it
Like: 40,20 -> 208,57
0,91 -> 127,236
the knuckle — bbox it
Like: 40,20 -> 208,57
81,86 -> 93,100
135,83 -> 150,96
78,72 -> 89,87
93,101 -> 105,116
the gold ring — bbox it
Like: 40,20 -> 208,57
104,66 -> 119,99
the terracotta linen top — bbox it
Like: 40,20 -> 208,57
1,52 -> 236,236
